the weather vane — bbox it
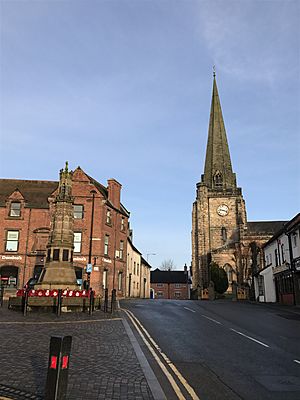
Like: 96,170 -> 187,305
213,65 -> 216,77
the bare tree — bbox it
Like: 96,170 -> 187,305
160,259 -> 175,271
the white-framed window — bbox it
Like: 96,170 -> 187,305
118,272 -> 123,291
106,209 -> 112,224
10,202 -> 21,217
104,235 -> 109,255
157,291 -> 163,298
74,232 -> 82,253
174,292 -> 181,298
74,205 -> 84,219
119,241 -> 124,259
265,255 -> 269,265
157,283 -> 163,287
6,230 -> 19,252
103,269 -> 108,289
293,233 -> 297,247
121,217 -> 125,231
175,283 -> 182,288
258,275 -> 264,296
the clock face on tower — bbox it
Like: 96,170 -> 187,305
217,204 -> 229,216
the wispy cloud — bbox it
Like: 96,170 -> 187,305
196,0 -> 299,85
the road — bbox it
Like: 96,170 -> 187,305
121,299 -> 300,400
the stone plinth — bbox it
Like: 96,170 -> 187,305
35,261 -> 77,290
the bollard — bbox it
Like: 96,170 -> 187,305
88,289 -> 94,316
104,288 -> 108,313
111,289 -> 116,314
0,286 -> 4,307
57,289 -> 62,316
45,336 -> 72,400
23,288 -> 29,316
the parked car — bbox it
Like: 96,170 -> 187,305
24,277 -> 38,290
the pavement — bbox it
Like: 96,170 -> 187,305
0,301 -> 165,400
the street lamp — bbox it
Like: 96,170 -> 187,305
87,190 -> 97,290
146,253 -> 156,263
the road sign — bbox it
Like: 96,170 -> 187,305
86,263 -> 92,273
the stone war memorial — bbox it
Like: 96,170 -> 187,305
9,163 -> 94,313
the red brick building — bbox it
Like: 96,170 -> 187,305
0,166 -> 130,297
150,267 -> 191,300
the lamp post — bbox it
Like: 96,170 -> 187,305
146,253 -> 156,263
87,190 -> 97,290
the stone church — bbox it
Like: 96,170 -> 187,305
191,74 -> 286,294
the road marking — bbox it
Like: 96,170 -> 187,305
294,359 -> 300,364
124,310 -> 185,400
125,309 -> 200,400
184,307 -> 196,313
201,315 -> 221,325
230,328 -> 269,348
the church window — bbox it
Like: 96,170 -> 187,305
74,205 -> 84,219
214,171 -> 223,188
10,202 -> 21,217
221,227 -> 227,244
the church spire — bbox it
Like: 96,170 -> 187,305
201,73 -> 237,190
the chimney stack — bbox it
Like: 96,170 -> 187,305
107,179 -> 121,209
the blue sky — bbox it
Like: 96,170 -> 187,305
1,0 -> 299,269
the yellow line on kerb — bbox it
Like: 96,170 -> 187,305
125,309 -> 200,400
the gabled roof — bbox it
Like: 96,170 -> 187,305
127,237 -> 142,255
247,221 -> 287,236
0,170 -> 130,215
262,213 -> 300,248
0,179 -> 58,208
151,268 -> 189,284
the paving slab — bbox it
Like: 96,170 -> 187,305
0,303 -> 158,400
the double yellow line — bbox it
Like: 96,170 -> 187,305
124,309 -> 200,400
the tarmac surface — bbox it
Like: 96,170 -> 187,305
0,302 -> 163,400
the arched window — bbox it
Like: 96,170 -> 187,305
221,227 -> 227,244
214,171 -> 223,188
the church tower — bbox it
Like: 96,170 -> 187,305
192,73 -> 247,291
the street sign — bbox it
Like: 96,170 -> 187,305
86,263 -> 93,273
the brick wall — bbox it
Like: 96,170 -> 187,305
0,168 -> 129,297
151,282 -> 189,300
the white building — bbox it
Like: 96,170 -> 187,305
126,238 -> 151,298
255,213 -> 300,305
